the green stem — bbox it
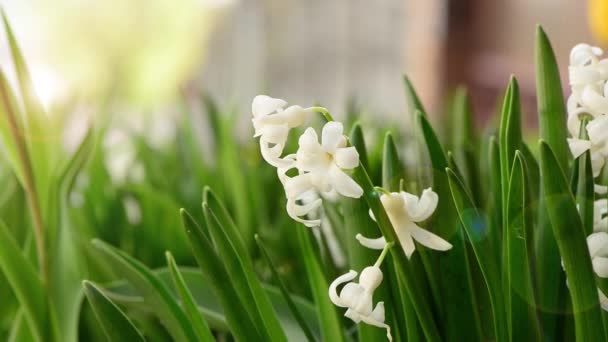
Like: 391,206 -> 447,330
309,106 -> 334,122
374,242 -> 394,268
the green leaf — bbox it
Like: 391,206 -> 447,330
535,25 -> 569,174
180,209 -> 262,341
255,235 -> 317,342
538,141 -> 606,341
0,221 -> 47,342
488,136 -> 502,258
91,239 -> 198,342
82,281 -> 145,342
296,225 -> 345,342
446,169 -> 507,342
417,112 -> 483,341
403,76 -> 426,115
571,118 -> 594,235
505,152 -> 541,341
165,252 -> 214,342
352,165 -> 441,342
202,202 -> 287,342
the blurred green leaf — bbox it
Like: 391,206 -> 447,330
538,141 -> 606,341
165,252 -> 214,342
82,281 -> 145,342
0,221 -> 47,342
180,209 -> 262,341
92,239 -> 198,342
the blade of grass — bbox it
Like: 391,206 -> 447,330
92,239 -> 198,342
165,252 -> 214,342
570,118 -> 594,235
538,141 -> 606,341
82,281 -> 145,342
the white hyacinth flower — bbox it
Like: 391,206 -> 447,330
277,155 -> 322,227
251,95 -> 312,168
329,242 -> 393,341
356,188 -> 452,258
295,121 -> 363,198
587,232 -> 608,312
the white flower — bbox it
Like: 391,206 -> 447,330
295,121 -> 363,198
588,232 -> 608,278
329,267 -> 392,341
251,95 -> 311,168
277,155 -> 322,227
356,188 -> 452,258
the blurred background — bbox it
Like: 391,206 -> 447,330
0,0 -> 602,128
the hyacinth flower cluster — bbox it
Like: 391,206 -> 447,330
252,95 -> 453,339
567,43 -> 608,310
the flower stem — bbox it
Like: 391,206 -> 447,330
309,106 -> 334,122
374,186 -> 390,195
374,241 -> 394,268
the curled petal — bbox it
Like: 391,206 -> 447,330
403,188 -> 439,222
600,289 -> 608,312
582,86 -> 608,114
410,225 -> 453,251
257,105 -> 308,128
591,152 -> 606,177
359,313 -> 392,342
276,154 -> 297,184
286,198 -> 321,227
329,166 -> 363,198
356,234 -> 387,250
567,138 -> 592,158
592,257 -> 608,278
258,123 -> 289,144
396,226 -> 416,259
329,270 -> 358,307
298,127 -> 322,152
370,302 -> 385,323
588,232 -> 608,258
569,66 -> 602,85
567,109 -> 587,137
260,140 -> 293,168
252,95 -> 286,117
570,44 -> 602,66
284,174 -> 315,199
335,146 -> 360,169
587,115 -> 608,145
321,121 -> 346,153
368,209 -> 376,222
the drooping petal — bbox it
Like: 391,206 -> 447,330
592,257 -> 608,277
344,309 -> 362,323
329,165 -> 363,198
588,232 -> 608,257
276,154 -> 297,184
596,184 -> 608,195
260,139 -> 293,168
329,270 -> 358,307
257,105 -> 308,128
567,138 -> 592,158
599,289 -> 608,311
582,85 -> 608,114
410,224 -> 453,251
403,188 -> 439,222
252,95 -> 286,118
259,123 -> 289,144
284,173 -> 315,199
356,234 -> 387,250
395,225 -> 416,258
587,115 -> 608,145
335,146 -> 360,169
321,121 -> 345,153
359,314 -> 392,342
286,200 -> 321,227
370,302 -> 385,323
289,197 -> 322,216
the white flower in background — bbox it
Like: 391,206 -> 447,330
295,121 -> 363,198
595,199 -> 608,233
329,266 -> 392,341
587,232 -> 608,311
252,95 -> 312,168
277,155 -> 322,227
357,188 -> 452,258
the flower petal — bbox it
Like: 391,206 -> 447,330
403,188 -> 438,222
587,115 -> 608,145
286,199 -> 321,227
410,224 -> 453,251
395,226 -> 416,258
596,184 -> 608,195
356,234 -> 387,250
599,289 -> 608,312
329,166 -> 363,198
260,139 -> 293,168
567,138 -> 592,158
582,86 -> 608,114
284,174 -> 314,199
328,270 -> 358,307
588,232 -> 608,257
335,146 -> 360,170
359,312 -> 392,342
592,257 -> 608,277
321,121 -> 345,153
252,95 -> 286,117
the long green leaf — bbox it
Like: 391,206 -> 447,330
0,221 -> 47,342
202,202 -> 287,342
180,209 -> 262,341
446,169 -> 507,342
165,252 -> 214,342
82,281 -> 145,342
255,235 -> 317,342
91,239 -> 198,342
417,111 -> 483,341
505,152 -> 541,341
538,141 -> 606,341
296,225 -> 345,342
